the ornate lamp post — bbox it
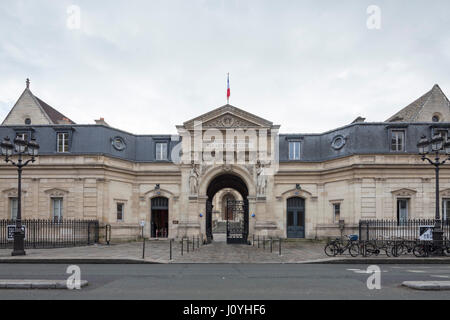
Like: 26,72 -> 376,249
417,133 -> 450,254
0,135 -> 39,256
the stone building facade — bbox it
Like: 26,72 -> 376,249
1,82 -> 450,242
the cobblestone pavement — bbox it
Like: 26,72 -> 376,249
1,238 -> 448,263
0,238 -> 330,263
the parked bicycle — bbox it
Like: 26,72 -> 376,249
324,234 -> 359,257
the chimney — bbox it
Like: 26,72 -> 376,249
95,117 -> 109,126
351,116 -> 366,124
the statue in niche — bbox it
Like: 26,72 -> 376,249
189,162 -> 200,195
256,160 -> 267,196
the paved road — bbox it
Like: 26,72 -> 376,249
0,264 -> 450,299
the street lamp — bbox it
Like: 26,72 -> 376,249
417,134 -> 450,255
0,135 -> 39,256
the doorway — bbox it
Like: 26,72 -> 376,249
287,197 -> 305,238
151,197 -> 168,238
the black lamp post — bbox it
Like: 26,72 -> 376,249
0,135 -> 39,256
417,133 -> 450,255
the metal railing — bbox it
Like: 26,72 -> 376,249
0,219 -> 99,249
359,219 -> 450,241
252,235 -> 282,255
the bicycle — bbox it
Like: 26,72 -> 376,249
324,235 -> 360,257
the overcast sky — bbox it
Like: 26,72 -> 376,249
0,0 -> 449,134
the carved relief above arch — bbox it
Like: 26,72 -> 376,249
276,187 -> 314,202
142,187 -> 175,201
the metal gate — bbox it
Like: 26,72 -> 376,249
206,200 -> 213,243
226,199 -> 249,244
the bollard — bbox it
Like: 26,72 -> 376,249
187,238 -> 189,253
197,236 -> 199,249
278,238 -> 281,256
181,238 -> 184,256
253,234 -> 255,247
170,239 -> 173,260
142,238 -> 146,259
270,238 -> 273,253
263,236 -> 265,250
257,235 -> 260,248
193,235 -> 195,251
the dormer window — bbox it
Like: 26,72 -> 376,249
24,118 -> 31,125
156,142 -> 168,160
289,141 -> 301,160
57,132 -> 69,153
391,130 -> 405,152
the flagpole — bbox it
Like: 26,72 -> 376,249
227,73 -> 230,104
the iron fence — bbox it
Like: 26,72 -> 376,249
359,219 -> 450,241
0,219 -> 99,249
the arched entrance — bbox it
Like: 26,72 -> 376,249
206,174 -> 249,244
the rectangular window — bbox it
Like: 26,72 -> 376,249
289,141 -> 301,160
16,133 -> 28,141
397,198 -> 409,225
117,203 -> 124,221
391,130 -> 405,152
52,198 -> 63,222
333,203 -> 341,223
10,198 -> 18,220
155,142 -> 168,160
57,132 -> 69,153
443,199 -> 450,222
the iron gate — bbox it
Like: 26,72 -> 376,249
226,199 -> 249,244
206,200 -> 213,243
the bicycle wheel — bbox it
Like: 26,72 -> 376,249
324,244 -> 337,257
349,243 -> 360,257
363,243 -> 375,257
413,244 -> 427,257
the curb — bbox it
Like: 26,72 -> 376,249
0,258 -> 162,264
402,281 -> 450,290
309,258 -> 450,264
0,279 -> 88,289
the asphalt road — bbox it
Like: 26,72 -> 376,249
0,263 -> 449,299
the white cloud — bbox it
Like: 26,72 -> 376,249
0,0 -> 449,134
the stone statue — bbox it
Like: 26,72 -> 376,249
189,163 -> 200,195
256,161 -> 267,196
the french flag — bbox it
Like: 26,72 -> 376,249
227,73 -> 230,103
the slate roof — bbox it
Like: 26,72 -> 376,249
34,96 -> 75,124
386,84 -> 450,122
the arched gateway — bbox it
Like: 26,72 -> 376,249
205,174 -> 249,244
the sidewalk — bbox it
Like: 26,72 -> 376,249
1,240 -> 450,264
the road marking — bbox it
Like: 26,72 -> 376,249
430,275 -> 450,279
406,270 -> 426,273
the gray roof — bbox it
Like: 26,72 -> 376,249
386,85 -> 450,122
0,122 -> 448,163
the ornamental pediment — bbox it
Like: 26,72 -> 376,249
181,104 -> 276,130
44,188 -> 68,197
